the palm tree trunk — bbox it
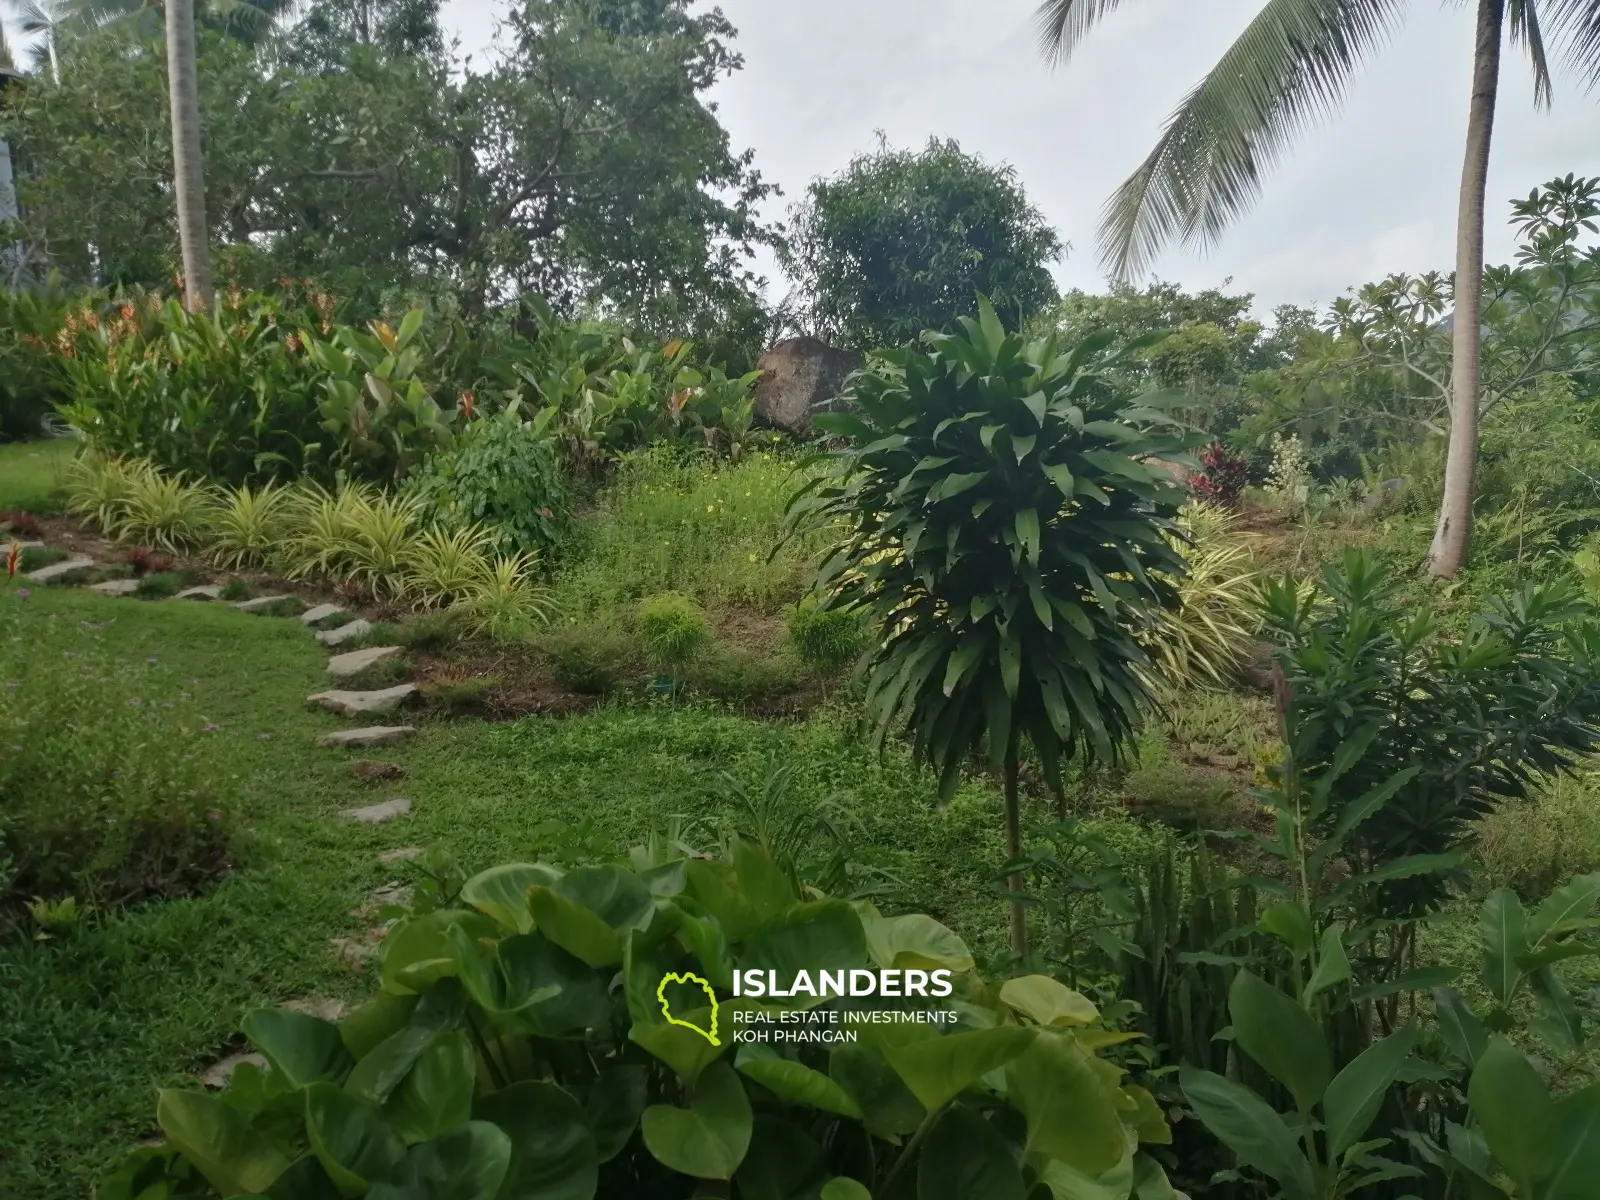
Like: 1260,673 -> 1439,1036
165,0 -> 214,313
1003,737 -> 1027,959
1428,0 -> 1504,578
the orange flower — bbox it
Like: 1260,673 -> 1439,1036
284,331 -> 302,353
457,391 -> 475,420
5,542 -> 19,579
119,304 -> 135,322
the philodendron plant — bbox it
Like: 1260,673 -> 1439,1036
101,839 -> 1176,1199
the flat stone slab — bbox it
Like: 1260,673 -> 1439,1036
316,618 -> 373,647
27,556 -> 95,583
202,1051 -> 267,1089
317,725 -> 416,749
378,846 -> 424,863
176,585 -> 222,601
307,683 -> 417,717
89,578 -> 141,596
345,797 -> 412,824
301,603 -> 346,626
233,594 -> 295,613
10,540 -> 45,550
284,996 -> 349,1021
327,645 -> 402,679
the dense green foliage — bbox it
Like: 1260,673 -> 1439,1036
102,834 -> 1178,1199
781,139 -> 1062,350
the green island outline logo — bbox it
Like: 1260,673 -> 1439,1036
657,971 -> 720,1046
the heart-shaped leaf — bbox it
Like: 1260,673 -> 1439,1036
640,1061 -> 752,1180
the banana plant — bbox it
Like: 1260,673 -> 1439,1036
1180,971 -> 1424,1200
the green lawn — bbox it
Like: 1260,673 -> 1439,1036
0,438 -> 77,512
0,585 -> 1162,1197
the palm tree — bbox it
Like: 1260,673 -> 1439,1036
11,1 -> 70,79
164,0 -> 213,310
1036,0 -> 1600,578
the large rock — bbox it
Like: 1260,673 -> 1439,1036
753,338 -> 863,435
327,645 -> 402,679
308,684 -> 418,717
27,556 -> 95,583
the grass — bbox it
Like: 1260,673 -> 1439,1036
0,438 -> 77,513
0,583 -> 1161,1198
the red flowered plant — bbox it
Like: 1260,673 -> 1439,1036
126,547 -> 176,576
0,510 -> 43,538
1188,442 -> 1249,508
5,542 -> 20,579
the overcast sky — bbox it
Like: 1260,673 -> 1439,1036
445,0 -> 1600,319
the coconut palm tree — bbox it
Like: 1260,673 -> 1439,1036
1037,0 -> 1600,577
163,0 -> 212,310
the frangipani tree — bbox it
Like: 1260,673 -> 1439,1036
1036,0 -> 1600,578
788,299 -> 1196,955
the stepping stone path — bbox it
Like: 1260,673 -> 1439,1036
317,725 -> 416,749
27,556 -> 95,583
345,797 -> 412,824
316,618 -> 372,647
327,645 -> 402,679
89,578 -> 141,597
308,683 -> 417,717
300,603 -> 346,626
232,594 -> 296,613
202,1051 -> 267,1090
176,585 -> 222,600
349,759 -> 407,782
378,846 -> 424,863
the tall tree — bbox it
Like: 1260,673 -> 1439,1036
1036,0 -> 1600,577
164,0 -> 213,309
782,137 -> 1063,351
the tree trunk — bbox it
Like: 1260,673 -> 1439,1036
165,0 -> 214,313
1428,0 -> 1504,577
1003,737 -> 1028,960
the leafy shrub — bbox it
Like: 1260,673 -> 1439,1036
1140,503 -> 1261,689
219,578 -> 253,602
1187,441 -> 1248,507
539,623 -> 636,694
786,596 -> 869,673
636,591 -> 709,673
1473,771 -> 1600,896
209,481 -> 292,570
684,645 -> 801,703
401,524 -> 499,610
457,553 -> 559,642
403,406 -> 572,556
134,571 -> 184,599
126,546 -> 176,576
102,839 -> 1177,1198
0,613 -> 230,917
64,454 -> 147,534
391,611 -> 464,653
418,673 -> 497,713
0,274 -> 79,440
17,545 -> 66,572
109,466 -> 215,552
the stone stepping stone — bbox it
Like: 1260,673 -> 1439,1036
348,759 -> 407,783
308,683 -> 417,717
10,540 -> 45,550
90,578 -> 141,597
327,645 -> 402,679
329,937 -> 377,969
232,594 -> 296,613
176,585 -> 222,601
300,603 -> 346,626
378,846 -> 424,863
284,997 -> 349,1021
27,556 -> 95,583
317,725 -> 416,749
345,797 -> 412,824
202,1050 -> 267,1089
316,618 -> 373,647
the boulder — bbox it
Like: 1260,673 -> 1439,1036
753,337 -> 863,435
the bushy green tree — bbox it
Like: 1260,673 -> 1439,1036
781,138 -> 1062,351
790,300 -> 1193,954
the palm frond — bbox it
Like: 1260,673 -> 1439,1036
1509,0 -> 1555,106
1097,0 -> 1406,277
1034,0 -> 1146,66
1542,0 -> 1600,89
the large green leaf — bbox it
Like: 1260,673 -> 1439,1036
830,1044 -> 926,1139
1432,987 -> 1488,1067
449,929 -> 602,1036
1468,1037 -> 1561,1195
1036,1153 -> 1136,1200
474,1081 -> 599,1200
460,864 -> 562,934
385,1031 -> 475,1145
345,1027 -> 435,1105
684,860 -> 760,942
527,886 -> 622,967
1528,873 -> 1600,945
639,1061 -> 752,1180
304,1081 -> 406,1194
733,839 -> 796,923
883,1026 -> 1035,1112
1322,1024 -> 1417,1157
734,1116 -> 827,1200
554,865 -> 655,934
155,1090 -> 291,1197
585,1066 -> 647,1163
243,1010 -> 354,1089
862,914 -> 974,973
630,1012 -> 728,1083
1546,1082 -> 1600,1200
381,910 -> 492,996
339,993 -> 420,1061
741,900 -> 869,988
377,1121 -> 513,1200
820,1179 -> 872,1200
1227,971 -> 1330,1111
1004,1032 -> 1125,1174
1178,1068 -> 1314,1200
998,976 -> 1099,1027
1481,889 -> 1530,1004
736,1050 -> 863,1118
915,1104 -> 1026,1200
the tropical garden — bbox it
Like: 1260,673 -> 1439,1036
3,1 -> 1600,1198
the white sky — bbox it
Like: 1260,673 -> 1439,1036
444,0 -> 1600,317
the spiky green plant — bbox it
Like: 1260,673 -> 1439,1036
64,454 -> 147,535
340,491 -> 423,598
1140,503 -> 1262,690
403,524 -> 499,609
283,480 -> 380,584
110,467 -> 216,552
209,482 -> 291,570
459,553 -> 560,641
